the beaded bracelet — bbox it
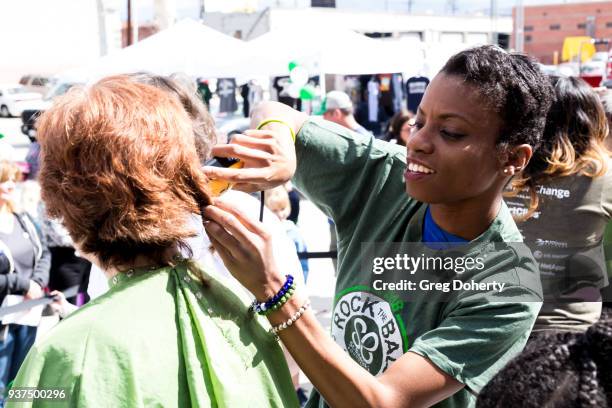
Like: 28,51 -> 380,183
270,300 -> 311,340
250,274 -> 295,315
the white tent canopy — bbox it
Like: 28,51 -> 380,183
246,27 -> 424,77
63,20 -> 433,84
64,19 -> 250,82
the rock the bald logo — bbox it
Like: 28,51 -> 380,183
331,291 -> 404,375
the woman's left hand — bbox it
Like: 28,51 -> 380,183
203,197 -> 285,301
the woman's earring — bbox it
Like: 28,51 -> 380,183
503,168 -> 510,175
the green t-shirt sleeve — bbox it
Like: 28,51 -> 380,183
294,117 -> 406,231
408,299 -> 540,394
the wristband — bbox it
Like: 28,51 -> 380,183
256,119 -> 296,143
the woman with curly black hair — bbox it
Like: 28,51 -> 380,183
477,309 -> 612,407
201,45 -> 553,408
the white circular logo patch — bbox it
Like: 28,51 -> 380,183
331,291 -> 405,376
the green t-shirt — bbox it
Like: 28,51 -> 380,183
294,118 -> 542,408
8,261 -> 297,408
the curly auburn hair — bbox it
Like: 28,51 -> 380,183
37,75 -> 212,269
476,309 -> 612,408
441,45 -> 554,213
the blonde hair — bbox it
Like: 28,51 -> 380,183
265,186 -> 291,221
0,160 -> 20,213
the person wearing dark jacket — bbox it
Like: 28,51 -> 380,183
0,159 -> 50,403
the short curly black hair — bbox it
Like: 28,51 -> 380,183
442,46 -> 553,212
476,309 -> 612,407
442,45 -> 552,150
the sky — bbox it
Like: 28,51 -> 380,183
125,0 -> 585,22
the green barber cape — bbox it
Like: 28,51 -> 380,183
8,261 -> 298,407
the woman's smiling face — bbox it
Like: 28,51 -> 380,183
404,73 -> 506,206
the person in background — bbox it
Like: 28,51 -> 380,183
240,82 -> 250,117
23,140 -> 40,181
286,181 -> 301,224
265,185 -> 309,283
322,90 -> 371,137
196,78 -> 212,110
385,109 -> 415,146
0,159 -> 50,406
476,309 -> 612,408
600,89 -> 612,308
505,76 -> 612,332
41,214 -> 91,306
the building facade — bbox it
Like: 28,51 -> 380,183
203,7 -> 512,46
513,1 -> 612,64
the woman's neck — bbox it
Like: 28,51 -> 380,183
99,246 -> 182,280
429,195 -> 502,241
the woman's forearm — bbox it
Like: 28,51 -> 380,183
268,293 -> 396,408
202,202 -> 463,407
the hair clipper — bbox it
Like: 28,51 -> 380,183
204,157 -> 244,197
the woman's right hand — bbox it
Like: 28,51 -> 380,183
203,197 -> 286,302
202,127 -> 297,193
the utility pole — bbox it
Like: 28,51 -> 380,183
126,0 -> 132,46
97,0 -> 108,55
132,0 -> 139,44
490,0 -> 498,45
199,0 -> 205,20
